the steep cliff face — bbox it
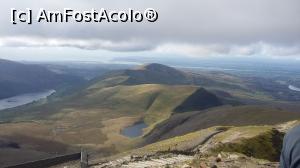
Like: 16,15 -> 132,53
174,88 -> 223,113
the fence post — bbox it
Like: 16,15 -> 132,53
80,148 -> 88,168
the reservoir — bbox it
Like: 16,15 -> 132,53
289,85 -> 300,92
121,121 -> 147,138
0,90 -> 55,111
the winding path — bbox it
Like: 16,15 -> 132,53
94,129 -> 225,168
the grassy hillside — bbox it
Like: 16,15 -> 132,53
174,88 -> 223,112
0,63 -> 299,166
78,63 -> 291,105
0,84 -> 198,123
131,127 -> 221,155
97,63 -> 296,103
122,63 -> 191,85
99,63 -> 248,91
0,64 -> 226,160
213,128 -> 284,161
124,121 -> 300,164
0,83 -> 204,165
143,105 -> 300,144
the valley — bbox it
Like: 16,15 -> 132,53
121,121 -> 148,138
0,60 -> 299,167
1,0 -> 299,167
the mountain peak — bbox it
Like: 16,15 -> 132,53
138,63 -> 175,71
120,63 -> 190,85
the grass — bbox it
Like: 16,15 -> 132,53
121,124 -> 288,163
110,125 -> 280,161
88,76 -> 129,90
144,85 -> 197,124
0,64 -> 297,164
130,127 -> 220,155
213,126 -> 273,142
212,128 -> 284,161
0,83 -> 199,160
142,105 -> 300,145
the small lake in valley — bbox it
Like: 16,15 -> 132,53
121,121 -> 147,138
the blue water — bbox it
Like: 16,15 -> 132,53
0,90 -> 55,111
121,121 -> 147,138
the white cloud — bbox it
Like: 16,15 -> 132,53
0,36 -> 153,51
155,42 -> 300,58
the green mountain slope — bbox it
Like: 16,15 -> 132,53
93,63 -> 276,104
92,121 -> 299,167
0,63 -> 298,166
0,63 -> 224,162
174,88 -> 223,113
143,105 -> 300,144
0,83 -> 218,165
123,63 -> 191,85
98,63 -> 246,89
0,64 -> 225,122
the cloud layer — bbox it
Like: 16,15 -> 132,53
1,0 -> 300,57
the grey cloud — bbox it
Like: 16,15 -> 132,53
0,0 -> 300,56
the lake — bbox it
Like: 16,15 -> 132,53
289,85 -> 300,92
121,121 -> 147,138
0,90 -> 55,111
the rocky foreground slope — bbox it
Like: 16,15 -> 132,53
51,120 -> 298,168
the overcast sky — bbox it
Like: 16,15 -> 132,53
0,0 -> 299,61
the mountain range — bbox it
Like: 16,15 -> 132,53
0,61 -> 299,167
